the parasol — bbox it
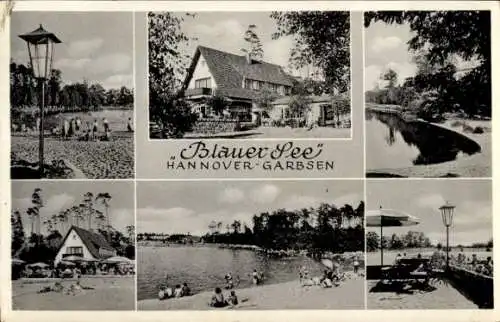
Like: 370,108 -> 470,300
102,256 -> 133,264
12,258 -> 25,265
366,208 -> 420,266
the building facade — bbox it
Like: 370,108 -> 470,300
183,46 -> 294,122
54,226 -> 116,265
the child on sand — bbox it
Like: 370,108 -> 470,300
174,284 -> 183,298
353,257 -> 360,274
209,287 -> 228,308
181,283 -> 191,296
228,290 -> 238,306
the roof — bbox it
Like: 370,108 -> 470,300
19,24 -> 62,44
272,94 -> 337,105
57,226 -> 115,259
184,46 -> 294,97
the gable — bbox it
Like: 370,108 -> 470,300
55,229 -> 95,260
187,53 -> 217,89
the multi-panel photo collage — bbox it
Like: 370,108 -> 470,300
6,7 -> 494,314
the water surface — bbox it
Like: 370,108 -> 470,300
138,246 -> 325,301
366,110 -> 481,170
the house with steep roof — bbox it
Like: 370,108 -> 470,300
183,46 -> 294,122
54,226 -> 116,265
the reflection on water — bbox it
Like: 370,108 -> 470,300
137,246 -> 324,301
366,110 -> 481,170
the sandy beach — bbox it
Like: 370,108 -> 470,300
12,276 -> 135,310
138,275 -> 365,310
367,118 -> 491,178
367,280 -> 478,309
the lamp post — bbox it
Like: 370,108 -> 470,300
19,24 -> 62,178
439,201 -> 455,269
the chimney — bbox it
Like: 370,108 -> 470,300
246,52 -> 252,64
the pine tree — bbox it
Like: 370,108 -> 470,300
11,210 -> 25,255
243,24 -> 264,60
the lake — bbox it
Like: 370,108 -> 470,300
366,110 -> 481,171
137,246 -> 327,301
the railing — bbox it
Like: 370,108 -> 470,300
185,87 -> 212,97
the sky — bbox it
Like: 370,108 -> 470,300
175,12 -> 311,78
366,180 -> 492,246
11,181 -> 135,235
10,12 -> 133,90
364,20 -> 480,91
137,180 -> 364,235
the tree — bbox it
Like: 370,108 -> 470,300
148,12 -> 199,138
206,95 -> 229,117
271,12 -> 350,94
288,93 -> 311,118
96,192 -> 112,237
366,231 -> 379,252
254,85 -> 279,113
242,24 -> 264,60
83,192 -> 94,230
365,11 -> 491,118
11,210 -> 25,255
382,68 -> 398,89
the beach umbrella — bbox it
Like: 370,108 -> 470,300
64,255 -> 85,262
12,258 -> 25,265
321,259 -> 334,270
103,256 -> 133,264
60,260 -> 76,266
366,208 -> 420,266
28,262 -> 49,269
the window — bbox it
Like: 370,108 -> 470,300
244,79 -> 252,89
66,246 -> 83,255
195,78 -> 211,89
252,80 -> 259,90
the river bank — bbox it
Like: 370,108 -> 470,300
12,276 -> 134,310
139,275 -> 365,310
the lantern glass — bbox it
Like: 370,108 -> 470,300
27,40 -> 55,80
439,204 -> 455,227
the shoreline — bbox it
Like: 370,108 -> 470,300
366,107 -> 491,177
138,275 -> 365,310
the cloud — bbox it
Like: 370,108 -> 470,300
333,193 -> 363,208
90,53 -> 132,74
219,187 -> 245,204
192,19 -> 245,41
365,61 -> 417,91
100,74 -> 133,90
416,193 -> 446,211
67,38 -> 104,58
371,36 -> 403,54
263,36 -> 293,67
55,58 -> 92,70
283,195 -> 321,210
110,208 -> 134,233
250,184 -> 281,204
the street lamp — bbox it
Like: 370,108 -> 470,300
19,24 -> 61,178
439,201 -> 455,269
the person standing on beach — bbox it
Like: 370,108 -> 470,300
103,117 -> 109,133
92,119 -> 99,140
127,117 -> 134,132
353,257 -> 360,274
225,272 -> 234,289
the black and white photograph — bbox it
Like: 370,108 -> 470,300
364,11 -> 491,178
136,181 -> 365,310
365,180 -> 493,309
148,12 -> 351,139
10,12 -> 134,179
10,181 -> 136,310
